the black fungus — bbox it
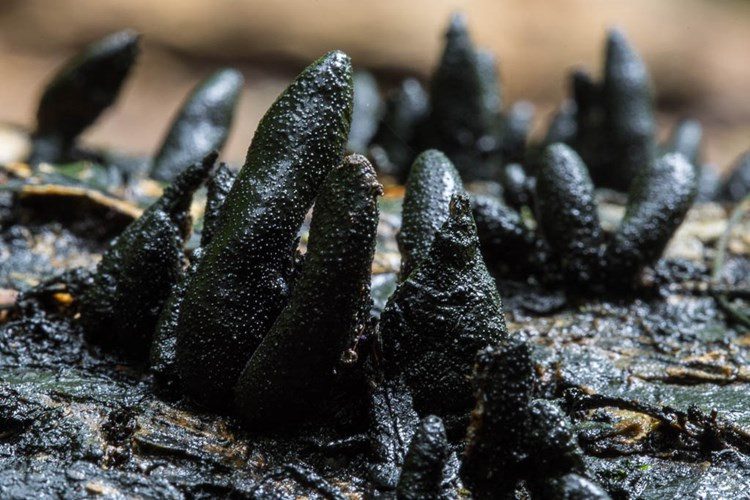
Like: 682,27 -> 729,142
429,14 -> 502,181
381,194 -> 507,422
80,153 -> 215,359
396,415 -> 454,499
29,31 -> 140,165
370,78 -> 429,182
150,164 -> 235,384
174,51 -> 353,407
607,152 -> 698,281
536,143 -> 603,287
541,473 -> 612,499
501,101 -> 535,163
234,154 -> 381,428
472,193 -> 539,277
397,149 -> 465,279
150,69 -> 243,182
544,99 -> 578,146
663,119 -> 703,168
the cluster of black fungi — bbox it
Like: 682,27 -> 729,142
10,13 -> 750,499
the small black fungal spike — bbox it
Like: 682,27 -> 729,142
174,51 -> 353,407
607,152 -> 698,281
471,194 -> 538,277
29,30 -> 140,165
371,78 -> 429,182
501,101 -> 535,163
150,69 -> 244,182
601,28 -> 655,191
80,153 -> 216,359
461,336 -> 535,496
544,99 -> 578,147
540,473 -> 612,500
396,415 -> 454,499
429,13 -> 503,181
150,163 -> 235,384
397,150 -> 465,279
718,151 -> 750,202
348,71 -> 384,155
234,154 -> 381,428
381,194 -> 507,423
536,143 -> 604,287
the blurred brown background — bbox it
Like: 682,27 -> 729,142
0,0 -> 748,168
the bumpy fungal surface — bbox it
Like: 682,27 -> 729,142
79,154 -> 214,359
536,143 -> 604,288
174,50 -> 354,407
429,14 -> 502,181
397,149 -> 465,279
3,13 -> 750,499
235,154 -> 381,428
381,195 -> 508,421
608,153 -> 698,280
30,31 -> 140,165
150,69 -> 243,182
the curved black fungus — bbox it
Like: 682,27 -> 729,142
397,150 -> 465,279
396,415 -> 454,499
80,153 -> 215,359
174,51 -> 353,407
150,69 -> 243,182
370,78 -> 429,182
150,164 -> 235,383
30,30 -> 140,165
381,194 -> 507,421
234,154 -> 381,428
600,28 -> 655,191
607,153 -> 698,279
429,13 -> 502,181
501,101 -> 534,163
536,143 -> 603,287
348,71 -> 383,154
607,152 -> 698,281
461,337 -> 535,495
718,151 -> 750,202
663,119 -> 703,168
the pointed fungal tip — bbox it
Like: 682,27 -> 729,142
448,12 -> 468,34
342,153 -> 383,196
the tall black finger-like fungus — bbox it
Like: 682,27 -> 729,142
607,153 -> 698,282
150,69 -> 243,182
461,337 -> 535,496
29,30 -> 140,165
472,194 -> 538,277
174,51 -> 353,407
234,155 -> 381,428
396,415 -> 454,499
397,150 -> 465,279
429,14 -> 502,181
370,79 -> 429,182
536,144 -> 603,287
718,151 -> 750,202
150,163 -> 235,384
381,195 -> 507,423
600,28 -> 655,191
80,153 -> 215,359
348,71 -> 383,154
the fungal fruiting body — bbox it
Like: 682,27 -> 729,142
80,153 -> 216,359
173,51 -> 354,407
29,31 -> 140,165
381,195 -> 508,423
235,154 -> 381,428
150,69 -> 244,182
397,149 -> 465,279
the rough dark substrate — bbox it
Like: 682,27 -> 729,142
1,198 -> 750,499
